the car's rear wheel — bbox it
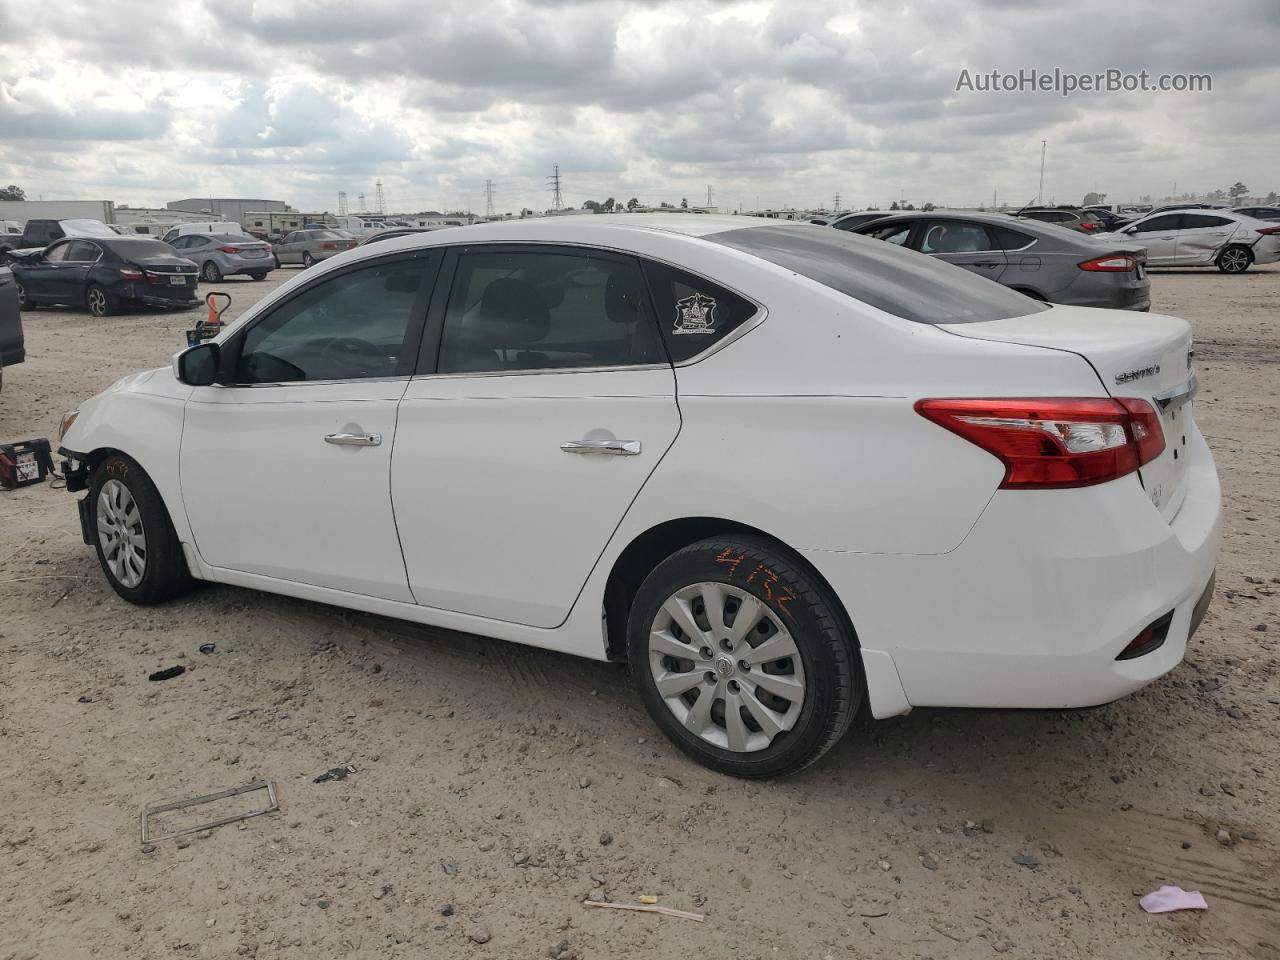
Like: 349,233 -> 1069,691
15,280 -> 35,309
86,284 -> 117,317
201,260 -> 222,282
88,453 -> 194,604
1216,245 -> 1252,274
628,536 -> 860,778
249,270 -> 268,281
302,252 -> 315,268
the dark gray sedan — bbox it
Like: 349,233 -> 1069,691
850,211 -> 1150,310
271,229 -> 358,269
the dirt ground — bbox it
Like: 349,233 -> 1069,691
1,263 -> 1277,960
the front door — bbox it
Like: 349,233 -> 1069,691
180,252 -> 439,600
392,245 -> 680,628
19,239 -> 73,302
1127,213 -> 1183,265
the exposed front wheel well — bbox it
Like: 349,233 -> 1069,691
603,517 -> 859,663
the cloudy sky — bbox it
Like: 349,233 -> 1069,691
1,0 -> 1276,216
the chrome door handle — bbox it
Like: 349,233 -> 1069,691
325,432 -> 382,447
560,439 -> 642,456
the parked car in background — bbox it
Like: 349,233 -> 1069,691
167,233 -> 274,281
1147,202 -> 1229,216
271,228 -> 358,268
56,215 -> 1220,778
1,218 -> 117,255
851,211 -> 1150,309
334,215 -> 391,238
1097,210 -> 1280,273
357,227 -> 445,246
828,212 -> 893,232
1083,207 -> 1136,231
159,222 -> 245,245
1,220 -> 22,238
10,236 -> 198,316
0,262 -> 23,391
1233,205 -> 1280,222
1015,206 -> 1105,234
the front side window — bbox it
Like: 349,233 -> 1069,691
44,241 -> 71,262
235,258 -> 431,383
437,249 -> 664,373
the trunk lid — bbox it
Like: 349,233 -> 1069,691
939,305 -> 1196,521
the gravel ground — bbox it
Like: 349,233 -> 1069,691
1,264 -> 1277,959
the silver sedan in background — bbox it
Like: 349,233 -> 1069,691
167,233 -> 274,282
850,210 -> 1150,309
271,229 -> 358,269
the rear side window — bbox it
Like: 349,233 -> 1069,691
438,249 -> 665,373
1133,214 -> 1183,233
1180,214 -> 1233,229
708,224 -> 1048,324
641,261 -> 758,362
991,226 -> 1035,250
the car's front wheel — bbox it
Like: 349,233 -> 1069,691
302,252 -> 315,268
88,453 -> 194,604
86,284 -> 117,317
201,260 -> 223,282
1216,245 -> 1252,273
15,280 -> 35,309
628,536 -> 861,778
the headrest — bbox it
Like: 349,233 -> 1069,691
605,269 -> 644,324
472,277 -> 550,346
925,225 -> 946,251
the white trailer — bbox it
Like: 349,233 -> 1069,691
0,199 -> 116,224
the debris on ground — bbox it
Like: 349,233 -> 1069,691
199,643 -> 216,654
1012,853 -> 1041,869
1139,885 -> 1208,913
313,764 -> 356,784
148,666 -> 186,682
583,900 -> 705,922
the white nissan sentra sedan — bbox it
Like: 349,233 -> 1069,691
57,215 -> 1221,778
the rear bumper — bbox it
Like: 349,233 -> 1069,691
806,424 -> 1222,715
119,281 -> 198,306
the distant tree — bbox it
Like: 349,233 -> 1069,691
1265,191 -> 1279,205
889,201 -> 900,210
1227,181 -> 1249,201
679,197 -> 688,209
1082,191 -> 1107,205
0,184 -> 24,201
902,202 -> 915,211
583,200 -> 603,213
1206,188 -> 1227,202
659,201 -> 673,209
1139,194 -> 1152,204
922,202 -> 935,212
626,197 -> 640,211
602,197 -> 615,213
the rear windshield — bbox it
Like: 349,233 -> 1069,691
107,239 -> 175,258
708,225 -> 1048,324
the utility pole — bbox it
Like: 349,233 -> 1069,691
548,164 -> 564,211
484,179 -> 496,218
375,179 -> 386,216
1037,140 -> 1046,205
833,191 -> 841,212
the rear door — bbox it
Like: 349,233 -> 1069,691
392,244 -> 680,628
1127,214 -> 1183,265
1173,214 -> 1236,264
52,240 -> 101,301
917,220 -> 1008,281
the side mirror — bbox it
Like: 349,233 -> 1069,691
174,342 -> 220,386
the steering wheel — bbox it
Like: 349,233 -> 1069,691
317,336 -> 384,375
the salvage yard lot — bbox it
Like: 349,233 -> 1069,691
1,267 -> 1277,959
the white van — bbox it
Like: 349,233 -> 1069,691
332,215 -> 389,238
160,221 -> 246,245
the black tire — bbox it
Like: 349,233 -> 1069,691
88,453 -> 195,605
201,260 -> 223,282
272,254 -> 281,269
628,535 -> 860,778
302,252 -> 315,268
86,284 -> 117,317
1216,245 -> 1252,274
15,280 -> 35,309
248,270 -> 268,281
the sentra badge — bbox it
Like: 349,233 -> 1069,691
673,292 -> 717,335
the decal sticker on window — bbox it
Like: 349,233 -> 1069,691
673,292 -> 717,335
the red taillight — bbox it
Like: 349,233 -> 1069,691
321,242 -> 337,249
915,397 -> 1165,489
1256,226 -> 1280,236
1080,221 -> 1099,230
1078,254 -> 1138,272
218,246 -> 244,254
118,266 -> 144,281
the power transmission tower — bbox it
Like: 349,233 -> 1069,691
548,164 -> 564,211
375,179 -> 386,215
484,179 -> 496,218
706,185 -> 714,208
833,191 -> 841,212
357,192 -> 366,213
338,191 -> 348,216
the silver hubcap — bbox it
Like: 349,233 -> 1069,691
203,263 -> 217,280
1222,249 -> 1247,271
88,288 -> 106,314
97,479 -> 146,588
16,283 -> 27,305
649,582 -> 806,754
